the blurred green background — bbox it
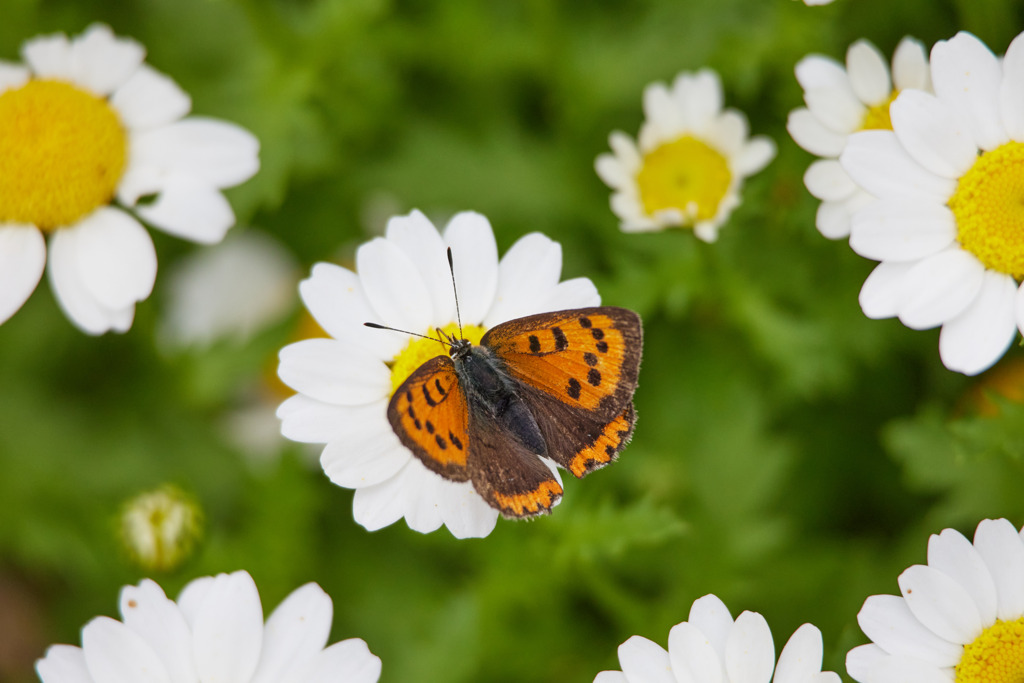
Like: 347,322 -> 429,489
3,0 -> 1024,681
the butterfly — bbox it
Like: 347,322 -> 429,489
368,256 -> 642,519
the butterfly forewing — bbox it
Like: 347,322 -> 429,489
387,355 -> 471,482
481,307 -> 642,422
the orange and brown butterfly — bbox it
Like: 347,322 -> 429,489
367,252 -> 642,519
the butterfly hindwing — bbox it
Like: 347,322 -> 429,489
481,307 -> 642,422
386,355 -> 471,482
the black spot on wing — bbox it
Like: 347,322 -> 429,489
422,384 -> 437,407
591,328 -> 605,340
583,352 -> 598,367
449,431 -> 463,450
587,368 -> 601,386
579,316 -> 592,328
567,377 -> 581,400
552,327 -> 568,351
435,434 -> 447,449
596,340 -> 609,354
425,420 -> 435,434
529,335 -> 541,353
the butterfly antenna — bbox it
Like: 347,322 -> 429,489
447,247 -> 464,340
363,322 -> 453,349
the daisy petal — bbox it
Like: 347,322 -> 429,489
435,478 -> 499,539
927,528 -> 998,626
1016,284 -> 1024,334
277,396 -> 391,445
840,130 -> 957,203
668,622 -> 723,683
890,90 -> 977,178
111,64 -> 191,130
774,624 -> 823,683
82,616 -> 170,683
930,32 -> 1007,152
75,208 -> 157,310
846,40 -> 892,106
618,636 -> 675,683
191,571 -> 264,683
0,63 -> 30,93
175,576 -> 214,628
860,261 -> 914,319
277,339 -> 390,406
644,82 -> 685,139
596,154 -> 633,190
787,108 -> 847,157
69,24 -> 145,96
1000,31 -> 1024,142
869,655 -> 954,683
543,277 -> 601,311
725,612 -> 775,683
300,639 -> 382,683
815,201 -> 853,240
400,463 -> 445,533
973,518 -> 1024,621
676,69 -> 723,132
485,232 -> 562,326
119,580 -> 196,683
386,210 -> 455,327
22,32 -> 73,80
856,595 -> 962,667
134,174 -> 236,244
688,595 -> 734,660
357,237 -> 432,333
36,645 -> 90,683
804,160 -> 856,201
609,131 -> 642,172
898,565 -> 983,644
892,37 -> 930,92
0,224 -> 45,325
49,225 -> 135,334
897,248 -> 985,330
849,199 -> 956,262
733,136 -> 776,175
129,117 -> 260,190
251,583 -> 332,683
804,86 -> 865,134
594,672 -> 630,683
845,644 -> 886,683
795,55 -> 853,93
444,212 -> 499,326
938,272 -> 1018,375
320,431 -> 408,489
351,463 -> 419,532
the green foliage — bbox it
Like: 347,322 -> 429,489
2,0 -> 1024,681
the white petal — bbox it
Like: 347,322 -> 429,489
618,636 -> 675,683
1000,32 -> 1024,142
840,130 -> 957,203
119,580 -> 197,683
49,225 -> 135,334
930,32 -> 1007,152
299,639 -> 381,683
69,24 -> 145,96
82,616 -> 170,683
927,528 -> 998,626
0,63 -> 30,93
856,594 -> 962,667
804,86 -> 865,134
787,108 -> 848,157
668,622 -> 723,683
134,175 -> 236,244
22,32 -> 73,80
594,672 -> 629,683
277,396 -> 391,445
847,40 -> 892,106
688,595 -> 734,662
298,263 -> 406,360
400,463 -> 446,534
191,571 -> 264,683
675,69 -> 724,133
733,136 -> 776,176
111,65 -> 191,131
860,261 -> 914,319
897,248 -> 985,330
644,82 -> 685,139
357,237 -> 432,333
1016,283 -> 1024,334
484,232 -> 562,327
251,583 -> 332,683
708,110 -> 749,157
609,131 -> 642,173
435,478 -> 499,539
596,154 -> 633,191
176,576 -> 214,628
36,645 -> 91,683
0,224 -> 45,325
277,339 -> 391,406
849,200 -> 956,262
815,200 -> 853,240
351,462 -> 420,532
385,210 -> 455,327
973,518 -> 1024,620
892,37 -> 931,92
725,612 -> 775,683
443,212 -> 499,326
796,55 -> 852,92
938,272 -> 1019,375
543,277 -> 601,311
804,160 -> 857,201
869,655 -> 954,683
845,644 -> 886,683
75,208 -> 156,310
890,90 -> 977,179
773,624 -> 824,683
320,431 -> 409,489
898,565 -> 982,644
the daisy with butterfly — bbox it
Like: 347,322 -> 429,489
276,210 -> 642,538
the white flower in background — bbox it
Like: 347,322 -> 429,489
594,593 -> 840,683
841,30 -> 1024,375
119,485 -> 202,572
847,518 -> 1024,683
36,570 -> 382,683
798,0 -> 835,5
787,37 -> 930,239
276,209 -> 600,538
0,24 -> 259,334
595,69 -> 776,242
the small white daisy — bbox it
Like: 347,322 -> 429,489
847,518 -> 1024,683
841,30 -> 1024,375
594,593 -> 840,683
35,570 -> 382,683
595,69 -> 776,242
0,24 -> 259,334
276,209 -> 601,538
787,37 -> 930,239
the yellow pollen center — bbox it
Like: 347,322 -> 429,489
389,323 -> 486,395
956,617 -> 1024,683
948,142 -> 1024,279
635,135 -> 732,224
859,90 -> 899,131
0,79 -> 127,231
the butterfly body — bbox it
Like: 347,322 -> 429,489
386,307 -> 642,519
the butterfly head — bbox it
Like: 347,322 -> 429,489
435,327 -> 473,361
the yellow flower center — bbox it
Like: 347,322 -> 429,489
860,90 -> 899,131
636,135 -> 732,223
948,142 -> 1024,279
389,323 -> 486,395
956,617 -> 1024,683
0,79 -> 127,231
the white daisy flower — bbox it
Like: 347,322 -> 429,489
787,37 -> 931,239
594,593 -> 840,683
798,0 -> 835,5
840,30 -> 1024,375
276,209 -> 601,538
35,570 -> 382,683
0,24 -> 259,334
847,518 -> 1024,683
595,69 -> 776,242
